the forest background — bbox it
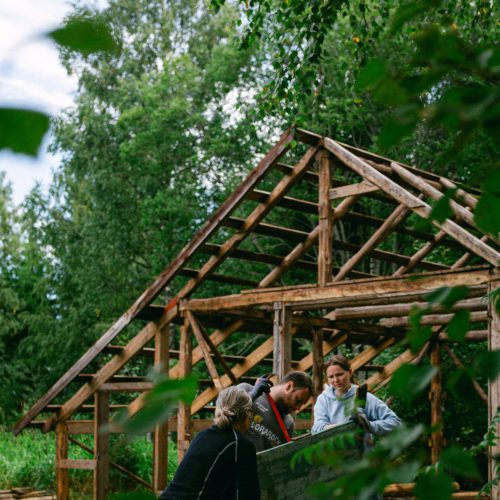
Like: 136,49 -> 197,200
0,0 -> 498,497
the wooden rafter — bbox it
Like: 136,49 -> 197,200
325,139 -> 499,266
187,311 -> 223,390
41,307 -> 178,431
187,311 -> 237,385
176,145 -> 319,297
333,202 -> 412,282
13,128 -> 297,435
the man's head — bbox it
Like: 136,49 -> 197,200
270,371 -> 313,414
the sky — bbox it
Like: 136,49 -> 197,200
0,1 -> 102,206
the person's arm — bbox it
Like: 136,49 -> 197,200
311,394 -> 331,434
236,438 -> 261,500
363,393 -> 401,435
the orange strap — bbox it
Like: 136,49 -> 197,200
266,394 -> 291,443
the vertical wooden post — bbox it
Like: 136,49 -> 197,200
177,314 -> 192,462
318,149 -> 333,286
312,329 -> 324,398
153,322 -> 170,494
94,391 -> 109,500
429,341 -> 443,464
488,272 -> 500,498
273,302 -> 292,379
56,422 -> 69,500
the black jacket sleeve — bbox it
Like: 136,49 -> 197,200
236,437 -> 261,500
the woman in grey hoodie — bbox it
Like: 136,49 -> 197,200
311,354 -> 400,436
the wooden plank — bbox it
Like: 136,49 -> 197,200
59,459 -> 96,470
187,311 -> 223,390
333,203 -> 412,282
380,310 -> 487,327
329,181 -> 378,199
99,382 -> 153,392
430,342 -> 443,464
183,268 -> 491,312
325,138 -> 499,266
13,128 -> 294,435
332,297 -> 485,320
55,422 -> 69,500
273,302 -> 292,379
318,149 -> 333,286
94,391 -> 109,500
488,271 -> 500,499
44,306 -> 178,430
177,315 -> 192,462
153,322 -> 170,493
257,421 -> 361,500
312,329 -> 324,397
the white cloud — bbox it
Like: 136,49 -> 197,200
0,0 -> 105,206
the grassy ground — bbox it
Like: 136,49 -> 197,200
0,428 -> 177,498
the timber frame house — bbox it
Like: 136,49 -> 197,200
14,127 -> 499,499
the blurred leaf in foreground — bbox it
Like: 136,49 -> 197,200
47,16 -> 118,56
0,108 -> 50,157
111,375 -> 197,440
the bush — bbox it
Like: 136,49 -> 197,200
0,428 -> 178,496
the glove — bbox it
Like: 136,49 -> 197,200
250,375 -> 273,401
355,412 -> 371,433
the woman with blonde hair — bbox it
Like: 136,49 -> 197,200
160,386 -> 260,499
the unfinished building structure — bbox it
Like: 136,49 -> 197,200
14,127 -> 499,499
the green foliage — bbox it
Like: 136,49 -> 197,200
389,365 -> 437,405
414,469 -> 454,500
474,169 -> 500,239
47,16 -> 119,56
0,108 -> 49,157
113,375 -> 197,440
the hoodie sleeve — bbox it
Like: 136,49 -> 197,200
311,393 -> 331,434
363,393 -> 401,435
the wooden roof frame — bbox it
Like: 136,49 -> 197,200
13,126 -> 499,498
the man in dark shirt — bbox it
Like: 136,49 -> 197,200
239,371 -> 313,452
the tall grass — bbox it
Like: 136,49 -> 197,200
0,428 -> 177,497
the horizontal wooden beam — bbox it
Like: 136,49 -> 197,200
58,459 -> 96,470
329,181 -> 379,200
380,310 -> 487,327
200,243 -> 317,272
224,217 -> 445,271
182,268 -> 491,312
99,382 -> 153,392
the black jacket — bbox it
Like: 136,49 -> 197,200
159,425 -> 260,500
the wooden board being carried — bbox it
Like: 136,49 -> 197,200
257,421 -> 361,499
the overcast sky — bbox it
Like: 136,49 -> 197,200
0,1 -> 104,206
